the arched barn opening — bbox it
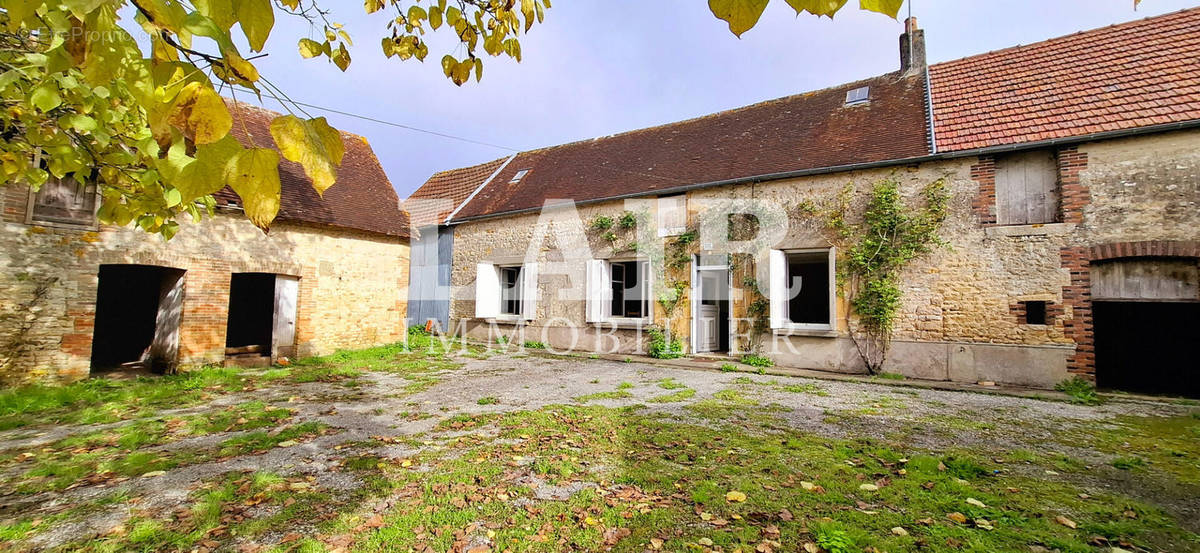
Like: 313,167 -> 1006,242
1091,257 -> 1200,398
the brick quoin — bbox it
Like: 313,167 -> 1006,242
1062,239 -> 1200,377
1057,146 -> 1090,224
970,156 -> 997,225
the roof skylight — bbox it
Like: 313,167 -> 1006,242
845,86 -> 870,105
509,169 -> 530,183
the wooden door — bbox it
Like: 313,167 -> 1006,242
272,275 -> 299,357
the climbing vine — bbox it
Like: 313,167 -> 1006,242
830,176 -> 950,374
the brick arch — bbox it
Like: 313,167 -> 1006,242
1061,240 -> 1200,377
1088,240 -> 1200,262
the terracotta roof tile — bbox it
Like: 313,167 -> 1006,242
215,101 -> 409,238
406,156 -> 509,226
931,8 -> 1200,151
448,72 -> 930,220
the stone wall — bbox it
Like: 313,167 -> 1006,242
0,189 -> 409,385
446,129 -> 1200,388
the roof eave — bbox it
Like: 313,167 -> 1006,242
448,118 -> 1200,225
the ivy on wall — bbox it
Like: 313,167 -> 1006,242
829,176 -> 950,373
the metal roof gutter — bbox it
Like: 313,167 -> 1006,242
924,65 -> 938,155
448,119 -> 1200,225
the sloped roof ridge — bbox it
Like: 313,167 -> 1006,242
931,6 -> 1198,69
509,70 -> 909,159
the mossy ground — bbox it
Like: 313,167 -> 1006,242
1,339 -> 1197,553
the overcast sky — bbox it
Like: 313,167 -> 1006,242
232,1 -> 1197,198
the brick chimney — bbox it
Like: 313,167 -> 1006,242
900,16 -> 926,75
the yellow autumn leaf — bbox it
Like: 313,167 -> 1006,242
269,115 -> 345,196
785,0 -> 849,17
298,38 -> 324,58
708,0 -> 768,37
167,82 -> 232,144
227,148 -> 281,230
859,0 -> 904,18
725,490 -> 747,503
238,0 -> 274,52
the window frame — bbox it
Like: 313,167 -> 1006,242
587,257 -> 652,326
475,261 -> 538,322
769,247 -> 837,335
25,172 -> 100,230
656,195 -> 687,237
993,149 -> 1060,226
498,265 -> 524,317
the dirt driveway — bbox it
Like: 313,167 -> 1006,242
1,340 -> 1197,552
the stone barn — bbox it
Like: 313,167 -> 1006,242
408,10 -> 1200,395
0,102 -> 411,385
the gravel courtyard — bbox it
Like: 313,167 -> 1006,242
1,339 -> 1197,553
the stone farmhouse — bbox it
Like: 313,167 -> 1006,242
408,10 -> 1200,396
0,102 -> 411,385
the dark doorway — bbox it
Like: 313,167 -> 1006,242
226,273 -> 275,356
1094,301 -> 1200,398
91,265 -> 185,373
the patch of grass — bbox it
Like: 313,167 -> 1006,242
648,389 -> 696,403
872,371 -> 905,380
0,366 -> 250,430
217,421 -> 328,457
573,390 -> 633,403
712,389 -> 758,406
617,381 -> 634,390
1055,376 -> 1103,405
719,363 -> 738,372
656,378 -> 686,390
779,382 -> 829,396
1111,456 -> 1147,470
740,354 -> 774,368
522,341 -> 546,350
476,396 -> 500,405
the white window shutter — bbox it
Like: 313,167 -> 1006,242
768,250 -> 786,329
474,263 -> 500,319
585,260 -> 603,323
657,196 -> 686,237
521,262 -> 539,320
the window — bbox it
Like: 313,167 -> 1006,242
657,195 -> 686,237
509,169 -> 530,183
28,174 -> 97,226
586,259 -> 650,323
768,248 -> 836,332
475,262 -> 538,320
786,252 -> 831,325
1023,301 -> 1048,325
845,86 -> 870,105
610,261 -> 648,318
995,150 -> 1059,225
500,266 -> 523,316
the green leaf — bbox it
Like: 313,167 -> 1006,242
237,0 -> 275,52
708,0 -> 768,37
441,54 -> 456,77
227,148 -> 281,230
298,38 -> 324,58
164,187 -> 183,207
31,84 -> 63,112
859,0 -> 904,18
269,115 -> 345,196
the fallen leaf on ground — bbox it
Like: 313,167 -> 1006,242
1055,515 -> 1077,529
725,491 -> 747,503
